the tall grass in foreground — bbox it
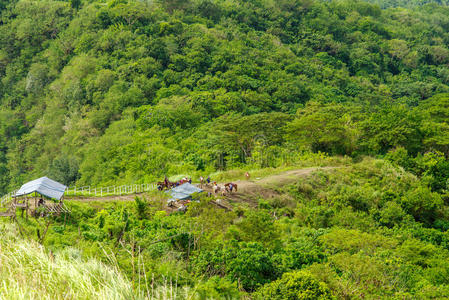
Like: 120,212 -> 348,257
0,223 -> 201,299
0,223 -> 137,299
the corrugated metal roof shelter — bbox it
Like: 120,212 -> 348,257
14,177 -> 67,200
167,183 -> 203,200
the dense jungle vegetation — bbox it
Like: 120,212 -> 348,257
1,0 -> 449,191
2,0 -> 449,298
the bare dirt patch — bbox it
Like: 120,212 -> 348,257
209,167 -> 337,208
65,167 -> 338,210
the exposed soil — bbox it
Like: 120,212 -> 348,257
202,167 -> 337,208
65,167 -> 337,210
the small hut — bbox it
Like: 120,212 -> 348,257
12,177 -> 70,217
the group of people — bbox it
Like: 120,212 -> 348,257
157,176 -> 192,191
178,177 -> 192,185
199,176 -> 211,187
158,171 -> 250,193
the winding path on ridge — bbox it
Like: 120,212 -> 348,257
205,167 -> 338,207
65,167 -> 338,207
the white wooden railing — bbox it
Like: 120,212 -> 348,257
64,183 -> 157,197
0,183 -> 157,206
0,191 -> 15,206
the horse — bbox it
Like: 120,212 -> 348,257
168,181 -> 177,188
157,180 -> 176,190
225,183 -> 238,193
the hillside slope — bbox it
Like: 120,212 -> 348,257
11,157 -> 449,299
1,0 -> 449,193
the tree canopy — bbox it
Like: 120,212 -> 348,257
1,0 -> 449,191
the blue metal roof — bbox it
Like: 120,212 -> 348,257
15,177 -> 67,200
167,183 -> 203,200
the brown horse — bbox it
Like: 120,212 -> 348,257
225,183 -> 238,193
157,180 -> 177,190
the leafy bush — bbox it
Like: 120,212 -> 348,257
195,276 -> 240,300
401,185 -> 443,225
255,270 -> 333,300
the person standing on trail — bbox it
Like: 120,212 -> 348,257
200,176 -> 204,187
189,178 -> 192,184
245,172 -> 250,180
207,176 -> 211,184
213,182 -> 219,194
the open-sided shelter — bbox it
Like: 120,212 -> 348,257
13,177 -> 69,216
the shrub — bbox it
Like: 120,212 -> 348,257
195,276 -> 240,300
255,270 -> 333,300
401,185 -> 443,225
379,201 -> 407,228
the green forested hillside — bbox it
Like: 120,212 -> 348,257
3,1 -> 449,298
1,0 -> 449,192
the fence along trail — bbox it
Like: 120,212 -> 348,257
1,183 -> 158,206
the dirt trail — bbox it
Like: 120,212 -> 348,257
205,167 -> 337,207
66,167 -> 337,208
